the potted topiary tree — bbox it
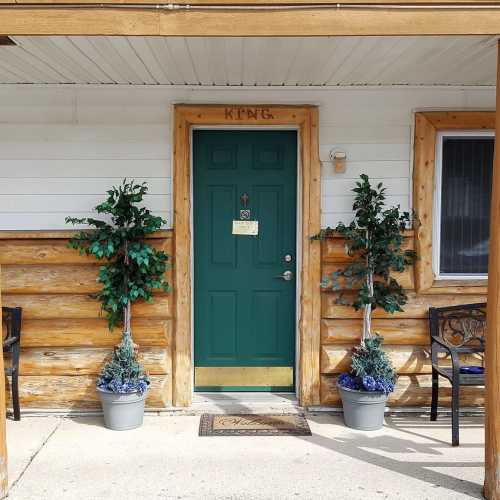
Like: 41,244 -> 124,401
66,180 -> 169,430
316,174 -> 416,430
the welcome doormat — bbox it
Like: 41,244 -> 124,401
199,414 -> 312,436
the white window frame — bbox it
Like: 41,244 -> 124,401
433,129 -> 494,281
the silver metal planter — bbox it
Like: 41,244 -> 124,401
97,387 -> 147,431
338,383 -> 388,431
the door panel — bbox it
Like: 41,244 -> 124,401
251,291 -> 280,356
209,185 -> 237,267
253,186 -> 282,266
208,291 -> 237,360
194,130 -> 297,391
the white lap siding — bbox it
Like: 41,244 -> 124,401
0,85 -> 494,230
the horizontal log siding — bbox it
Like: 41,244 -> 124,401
5,375 -> 170,409
0,231 -> 486,409
0,232 -> 173,409
320,235 -> 485,407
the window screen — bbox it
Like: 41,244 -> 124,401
439,136 -> 494,275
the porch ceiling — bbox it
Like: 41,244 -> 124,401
1,35 -> 498,86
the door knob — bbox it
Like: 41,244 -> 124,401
274,270 -> 293,281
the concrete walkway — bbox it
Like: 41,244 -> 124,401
6,413 -> 484,500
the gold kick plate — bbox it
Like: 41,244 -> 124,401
195,367 -> 294,387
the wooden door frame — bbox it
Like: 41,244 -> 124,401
172,104 -> 321,407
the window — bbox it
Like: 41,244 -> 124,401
413,111 -> 495,293
433,131 -> 494,279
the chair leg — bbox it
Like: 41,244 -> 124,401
431,369 -> 438,421
451,382 -> 460,446
12,371 -> 20,421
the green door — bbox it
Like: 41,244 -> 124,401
193,130 -> 297,391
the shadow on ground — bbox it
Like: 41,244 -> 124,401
305,413 -> 484,499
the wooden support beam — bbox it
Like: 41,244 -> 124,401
0,267 -> 7,499
2,0 -> 499,4
484,41 -> 500,500
2,7 -> 500,36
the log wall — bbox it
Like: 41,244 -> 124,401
0,232 -> 173,409
320,234 -> 486,407
0,230 -> 486,409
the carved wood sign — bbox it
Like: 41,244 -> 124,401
224,107 -> 275,120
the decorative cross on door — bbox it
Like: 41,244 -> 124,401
240,193 -> 249,208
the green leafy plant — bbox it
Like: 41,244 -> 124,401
314,174 -> 415,340
314,175 -> 416,393
66,180 -> 170,393
338,336 -> 396,394
66,180 -> 170,331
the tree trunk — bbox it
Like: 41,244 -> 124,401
362,227 -> 373,343
363,271 -> 374,342
123,240 -> 131,339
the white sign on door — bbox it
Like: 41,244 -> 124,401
232,220 -> 259,236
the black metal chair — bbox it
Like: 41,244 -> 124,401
2,307 -> 22,421
429,302 -> 486,446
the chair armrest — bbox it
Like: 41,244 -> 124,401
2,337 -> 19,348
431,337 -> 461,378
431,336 -> 453,353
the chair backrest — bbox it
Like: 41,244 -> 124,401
2,306 -> 22,353
429,302 -> 486,351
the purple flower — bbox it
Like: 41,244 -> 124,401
99,377 -> 149,395
375,379 -> 395,394
338,373 -> 395,394
362,375 -> 377,391
338,373 -> 361,391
